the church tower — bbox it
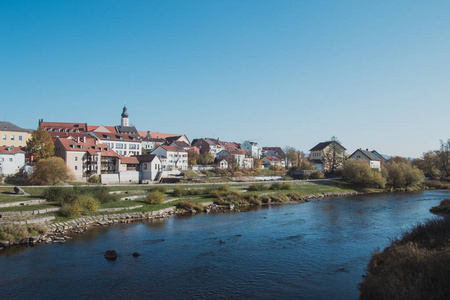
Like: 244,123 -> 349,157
121,106 -> 129,127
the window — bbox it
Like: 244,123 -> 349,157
75,156 -> 78,161
9,158 -> 13,162
2,135 -> 5,140
144,164 -> 147,170
19,135 -> 22,141
10,135 -> 14,141
75,166 -> 78,170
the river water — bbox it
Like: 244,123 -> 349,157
0,190 -> 448,299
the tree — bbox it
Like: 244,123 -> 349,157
31,157 -> 73,185
342,159 -> 386,188
385,160 -> 424,189
322,140 -> 346,175
436,139 -> 450,178
284,146 -> 304,168
197,153 -> 214,165
253,158 -> 262,170
26,127 -> 54,161
187,149 -> 199,166
413,151 -> 441,179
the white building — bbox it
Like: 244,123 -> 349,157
89,131 -> 142,157
261,155 -> 284,169
216,149 -> 253,169
348,149 -> 382,171
0,146 -> 26,176
241,140 -> 260,158
151,145 -> 188,170
136,154 -> 162,182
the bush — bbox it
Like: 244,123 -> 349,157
31,157 -> 73,185
270,192 -> 289,202
146,191 -> 165,205
186,188 -> 204,195
287,192 -> 301,201
208,185 -> 231,198
42,187 -> 69,203
342,160 -> 386,189
59,193 -> 98,217
385,161 -> 424,189
176,201 -> 204,212
172,186 -> 187,197
430,199 -> 450,214
88,175 -> 100,183
248,183 -> 267,191
281,182 -> 292,190
310,171 -> 323,179
0,224 -> 47,242
261,196 -> 271,204
151,186 -> 168,193
244,195 -> 262,206
269,182 -> 282,190
77,194 -> 99,214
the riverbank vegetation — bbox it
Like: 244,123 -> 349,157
430,199 -> 450,214
359,217 -> 450,299
0,224 -> 47,243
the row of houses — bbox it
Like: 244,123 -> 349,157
0,106 -> 386,181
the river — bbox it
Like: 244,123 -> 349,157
0,190 -> 447,299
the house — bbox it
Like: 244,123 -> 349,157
261,147 -> 286,160
88,132 -> 142,157
216,149 -> 253,169
218,159 -> 229,170
54,137 -> 120,181
136,154 -> 162,182
0,146 -> 26,176
119,156 -> 140,172
151,145 -> 188,170
261,156 -> 284,169
241,141 -> 260,158
0,122 -> 33,148
371,150 -> 387,168
192,138 -> 224,157
309,141 -> 347,172
141,136 -> 165,152
349,149 -> 382,170
139,131 -> 190,145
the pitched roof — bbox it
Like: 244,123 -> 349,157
350,149 -> 381,161
170,141 -> 190,148
120,156 -> 139,164
0,122 -> 33,133
47,131 -> 94,141
0,146 -> 26,154
150,132 -> 186,140
93,132 -> 140,142
262,147 -> 286,157
135,154 -> 159,163
56,138 -> 119,157
264,155 -> 280,161
87,125 -> 117,133
157,145 -> 187,152
39,121 -> 87,132
309,141 -> 346,151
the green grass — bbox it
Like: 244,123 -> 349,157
0,186 -> 46,203
0,203 -> 58,212
182,170 -> 201,179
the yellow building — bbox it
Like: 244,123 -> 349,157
0,122 -> 33,148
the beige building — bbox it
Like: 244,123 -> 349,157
309,141 -> 347,172
0,122 -> 33,148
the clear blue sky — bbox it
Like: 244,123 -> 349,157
1,0 -> 449,157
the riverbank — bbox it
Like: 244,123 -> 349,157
0,189 -> 361,251
359,200 -> 450,299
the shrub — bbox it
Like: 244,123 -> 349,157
248,183 -> 267,191
186,188 -> 204,195
213,197 -> 230,205
60,203 -> 82,218
385,161 -> 424,189
270,192 -> 289,202
430,199 -> 450,214
269,182 -> 282,190
77,194 -> 99,214
151,186 -> 168,193
31,157 -> 73,185
42,187 -> 69,203
176,201 -> 204,212
342,160 -> 386,189
88,175 -> 100,183
281,182 -> 292,190
310,171 -> 323,179
172,186 -> 187,197
244,194 -> 262,206
146,191 -> 165,205
0,224 -> 47,242
208,185 -> 231,198
261,196 -> 271,204
287,192 -> 301,201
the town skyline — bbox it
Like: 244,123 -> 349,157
2,1 -> 450,158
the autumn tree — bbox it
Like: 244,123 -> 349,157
284,146 -> 304,168
197,153 -> 214,165
253,158 -> 262,170
436,139 -> 450,178
26,127 -> 54,161
31,157 -> 73,185
384,160 -> 424,189
187,149 -> 199,166
413,151 -> 441,179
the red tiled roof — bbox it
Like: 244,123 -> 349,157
265,156 -> 280,161
88,125 -> 117,133
56,138 -> 119,157
157,145 -> 187,153
137,131 -> 148,138
0,146 -> 26,154
150,132 -> 186,140
170,141 -> 190,148
120,156 -> 139,164
94,132 -> 140,142
40,121 -> 87,132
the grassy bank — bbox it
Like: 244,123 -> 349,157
359,216 -> 450,299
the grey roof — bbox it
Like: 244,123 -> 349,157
309,141 -> 346,151
135,154 -> 158,163
350,149 -> 381,161
0,121 -> 33,133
